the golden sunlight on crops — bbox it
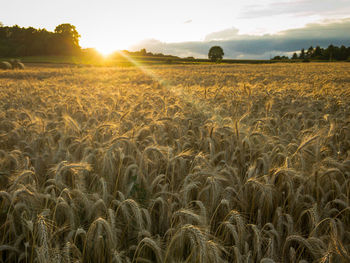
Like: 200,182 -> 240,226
1,63 -> 350,262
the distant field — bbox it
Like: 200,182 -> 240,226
3,55 -> 336,67
0,63 -> 350,262
1,55 -> 277,67
1,55 -> 188,66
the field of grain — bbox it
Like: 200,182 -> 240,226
0,63 -> 350,262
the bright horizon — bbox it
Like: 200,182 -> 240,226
2,0 -> 350,57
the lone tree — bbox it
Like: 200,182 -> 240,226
54,23 -> 81,55
208,46 -> 224,62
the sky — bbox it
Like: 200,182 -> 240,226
1,0 -> 350,58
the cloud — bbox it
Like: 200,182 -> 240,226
277,19 -> 350,39
240,0 -> 350,18
131,39 -> 210,58
131,18 -> 350,59
204,28 -> 240,41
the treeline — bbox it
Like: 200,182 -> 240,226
111,48 -> 180,59
273,45 -> 350,61
0,23 -> 81,57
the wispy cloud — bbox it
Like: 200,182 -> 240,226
131,18 -> 350,59
239,0 -> 350,18
204,28 -> 240,41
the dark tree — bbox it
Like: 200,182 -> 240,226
272,55 -> 289,60
328,45 -> 335,61
54,24 -> 81,55
313,46 -> 322,58
54,24 -> 80,46
140,48 -> 147,56
292,53 -> 298,59
0,23 -> 82,57
208,46 -> 224,62
291,44 -> 350,61
339,45 -> 348,60
306,46 -> 313,58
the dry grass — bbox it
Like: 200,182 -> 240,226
0,63 -> 350,262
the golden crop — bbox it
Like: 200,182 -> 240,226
0,63 -> 350,262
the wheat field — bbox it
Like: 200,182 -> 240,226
0,63 -> 350,262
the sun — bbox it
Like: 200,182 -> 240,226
83,36 -> 139,57
95,46 -> 117,57
94,42 -> 128,56
80,28 -> 145,56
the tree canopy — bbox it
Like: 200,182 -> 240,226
296,45 -> 350,61
54,24 -> 80,47
0,23 -> 81,57
273,45 -> 350,61
208,46 -> 224,62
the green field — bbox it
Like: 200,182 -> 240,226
1,55 -> 279,67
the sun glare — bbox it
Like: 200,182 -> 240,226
95,47 -> 115,57
94,43 -> 124,56
86,37 -> 139,57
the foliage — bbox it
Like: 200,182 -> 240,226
208,46 -> 224,62
54,24 -> 80,46
272,55 -> 289,60
298,44 -> 350,61
272,44 -> 350,61
0,63 -> 350,262
0,23 -> 81,57
110,49 -> 180,59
